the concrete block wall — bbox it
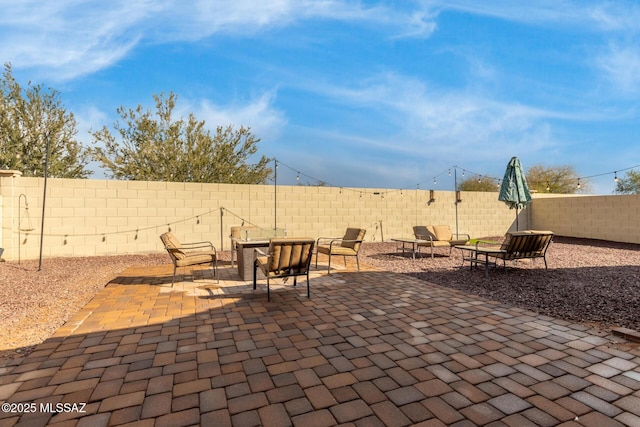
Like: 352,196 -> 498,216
531,194 -> 640,243
1,176 -> 524,261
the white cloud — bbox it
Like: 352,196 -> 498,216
597,44 -> 640,95
0,0 -> 154,80
311,72 -> 560,157
588,2 -> 640,33
0,0 -> 435,80
73,104 -> 109,141
183,91 -> 288,142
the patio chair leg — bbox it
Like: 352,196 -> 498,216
327,255 -> 332,274
171,265 -> 177,287
253,260 -> 258,290
306,272 -> 310,297
356,256 -> 360,271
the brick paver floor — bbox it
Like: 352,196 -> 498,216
1,257 -> 639,426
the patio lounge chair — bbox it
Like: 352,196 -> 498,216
315,228 -> 366,273
413,225 -> 470,258
253,238 -> 316,301
160,232 -> 217,286
486,230 -> 554,269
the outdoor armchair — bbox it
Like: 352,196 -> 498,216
413,225 -> 470,258
160,232 -> 217,287
253,238 -> 316,301
315,228 -> 366,273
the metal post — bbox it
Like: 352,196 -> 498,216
38,134 -> 51,271
274,159 -> 277,231
454,168 -> 459,238
220,207 -> 224,251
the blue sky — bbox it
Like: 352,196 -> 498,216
2,1 -> 640,194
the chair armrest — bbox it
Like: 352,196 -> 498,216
177,241 -> 216,253
329,239 -> 365,251
316,236 -> 340,244
254,247 -> 267,257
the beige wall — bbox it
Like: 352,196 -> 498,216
3,175 -> 636,262
530,193 -> 640,243
1,176 -> 525,261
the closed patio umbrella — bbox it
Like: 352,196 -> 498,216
498,156 -> 532,230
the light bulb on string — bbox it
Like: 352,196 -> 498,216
614,172 -> 618,182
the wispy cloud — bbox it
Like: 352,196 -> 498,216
183,91 -> 288,143
0,0 -> 435,80
596,44 -> 640,96
587,1 -> 640,32
0,1 -> 153,80
310,72 -> 564,156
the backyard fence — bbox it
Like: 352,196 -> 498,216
1,172 -> 639,262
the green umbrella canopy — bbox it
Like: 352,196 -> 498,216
498,157 -> 532,210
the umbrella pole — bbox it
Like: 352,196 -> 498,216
516,206 -> 519,231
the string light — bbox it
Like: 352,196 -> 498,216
33,161 -> 640,245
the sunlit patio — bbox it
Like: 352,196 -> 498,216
1,254 -> 639,426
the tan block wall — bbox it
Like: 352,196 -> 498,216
1,176 -> 526,261
530,194 -> 640,243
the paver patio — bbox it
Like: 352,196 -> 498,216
1,257 -> 639,426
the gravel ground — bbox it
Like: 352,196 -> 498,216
1,236 -> 639,359
0,254 -> 169,359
